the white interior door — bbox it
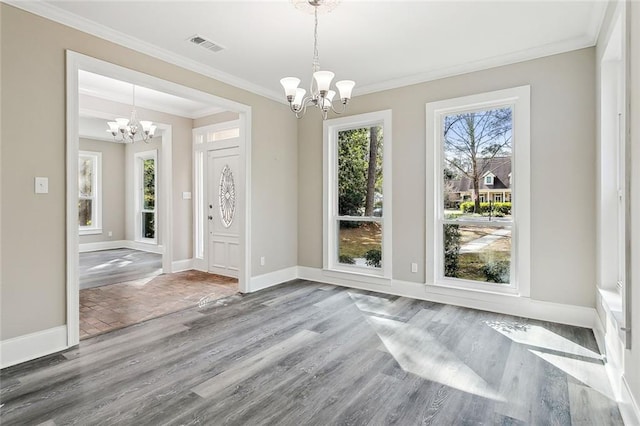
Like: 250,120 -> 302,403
208,147 -> 240,277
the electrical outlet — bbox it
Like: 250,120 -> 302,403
260,256 -> 265,266
35,177 -> 49,194
411,263 -> 418,273
108,231 -> 113,237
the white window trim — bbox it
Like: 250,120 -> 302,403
484,174 -> 495,185
426,86 -> 530,297
323,110 -> 393,281
134,149 -> 158,245
78,150 -> 102,235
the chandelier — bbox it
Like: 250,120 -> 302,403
280,0 -> 355,120
106,85 -> 156,143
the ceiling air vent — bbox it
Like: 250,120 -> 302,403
189,35 -> 225,53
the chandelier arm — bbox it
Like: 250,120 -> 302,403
329,99 -> 349,115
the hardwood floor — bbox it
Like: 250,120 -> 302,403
0,280 -> 622,425
79,248 -> 162,289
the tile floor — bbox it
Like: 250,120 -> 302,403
79,270 -> 238,339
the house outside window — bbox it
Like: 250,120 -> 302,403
427,86 -> 530,296
484,174 -> 495,185
78,151 -> 102,235
324,110 -> 392,279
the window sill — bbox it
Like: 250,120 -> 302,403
79,228 -> 102,236
135,239 -> 158,245
598,288 -> 625,332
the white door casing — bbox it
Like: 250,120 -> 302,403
67,52 -> 252,349
208,147 -> 240,277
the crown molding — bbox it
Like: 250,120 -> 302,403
4,0 -> 608,102
355,33 -> 598,96
2,0 -> 286,104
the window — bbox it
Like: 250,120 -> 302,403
427,86 -> 530,295
324,110 -> 392,278
484,174 -> 494,185
78,151 -> 102,235
135,150 -> 157,243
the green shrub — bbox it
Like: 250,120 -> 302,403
482,260 -> 510,283
339,254 -> 355,264
444,224 -> 461,277
459,201 -> 511,215
364,249 -> 382,267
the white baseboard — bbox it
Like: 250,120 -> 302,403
78,240 -> 163,254
172,259 -> 194,273
79,240 -> 128,253
621,375 -> 640,426
297,266 -> 595,328
249,266 -> 298,292
0,326 -> 69,369
127,241 -> 163,254
594,301 -> 640,426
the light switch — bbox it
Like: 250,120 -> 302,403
35,177 -> 49,194
182,191 -> 192,200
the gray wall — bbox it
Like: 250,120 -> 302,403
298,48 -> 596,308
0,4 -> 298,340
78,138 -> 126,244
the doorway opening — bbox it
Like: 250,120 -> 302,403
67,52 -> 251,343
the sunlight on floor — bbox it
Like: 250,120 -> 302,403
485,320 -> 614,400
365,315 -> 505,402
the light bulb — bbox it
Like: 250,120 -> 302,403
313,71 -> 335,93
335,80 -> 355,100
280,77 -> 301,99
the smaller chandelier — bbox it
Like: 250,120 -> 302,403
280,0 -> 355,120
106,85 -> 156,143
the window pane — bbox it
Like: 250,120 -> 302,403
142,212 -> 155,239
78,199 -> 92,227
443,108 -> 512,221
209,128 -> 239,142
143,158 -> 155,210
443,224 -> 511,284
338,126 -> 383,217
79,158 -> 93,197
338,220 -> 382,268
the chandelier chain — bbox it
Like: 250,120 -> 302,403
280,0 -> 354,120
312,7 -> 320,73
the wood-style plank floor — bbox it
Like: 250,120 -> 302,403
79,248 -> 162,289
0,280 -> 622,425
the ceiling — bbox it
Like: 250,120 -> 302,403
11,1 -> 607,102
79,70 -> 224,119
